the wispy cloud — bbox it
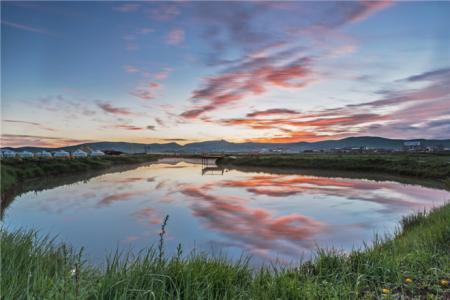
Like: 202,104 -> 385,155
166,28 -> 184,45
96,101 -> 137,116
181,56 -> 316,119
154,68 -> 172,80
130,82 -> 162,101
2,119 -> 56,132
113,3 -> 140,13
180,1 -> 392,121
123,65 -> 140,74
149,3 -> 180,21
1,20 -> 54,36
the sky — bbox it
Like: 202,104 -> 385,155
1,1 -> 449,147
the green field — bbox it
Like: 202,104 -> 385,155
1,153 -> 449,299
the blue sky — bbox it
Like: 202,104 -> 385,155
1,1 -> 449,147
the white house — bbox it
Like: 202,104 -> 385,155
90,150 -> 105,157
53,150 -> 70,157
72,149 -> 87,157
18,151 -> 34,158
35,150 -> 52,158
41,150 -> 52,157
3,150 -> 17,158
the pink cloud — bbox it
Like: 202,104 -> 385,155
133,208 -> 162,225
166,28 -> 184,45
96,101 -> 136,116
113,124 -> 144,131
123,65 -> 140,73
207,67 -> 450,142
98,191 -> 146,207
130,82 -> 162,101
181,57 -> 315,119
154,68 -> 172,80
349,0 -> 393,23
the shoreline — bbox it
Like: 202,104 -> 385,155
217,153 -> 450,185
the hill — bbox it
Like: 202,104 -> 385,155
2,136 -> 450,153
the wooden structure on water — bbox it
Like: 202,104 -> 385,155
201,152 -> 226,176
200,152 -> 226,164
201,166 -> 224,176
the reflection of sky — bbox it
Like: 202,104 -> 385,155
3,160 -> 449,265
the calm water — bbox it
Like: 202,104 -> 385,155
3,159 -> 450,265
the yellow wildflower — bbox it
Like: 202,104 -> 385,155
382,288 -> 391,294
405,277 -> 413,284
440,279 -> 449,287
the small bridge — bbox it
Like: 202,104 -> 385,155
200,152 -> 226,159
200,152 -> 226,164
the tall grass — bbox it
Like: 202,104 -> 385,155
2,204 -> 449,299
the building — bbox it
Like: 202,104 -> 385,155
2,150 -> 17,158
72,149 -> 88,157
90,150 -> 105,157
53,150 -> 70,157
41,150 -> 52,157
35,150 -> 52,157
403,141 -> 422,151
18,151 -> 34,158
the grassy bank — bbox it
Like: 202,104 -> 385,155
0,155 -> 158,194
218,153 -> 450,183
1,204 -> 449,299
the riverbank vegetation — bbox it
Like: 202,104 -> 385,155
1,203 -> 449,299
0,155 -> 158,194
218,153 -> 450,183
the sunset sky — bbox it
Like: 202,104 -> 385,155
1,1 -> 449,148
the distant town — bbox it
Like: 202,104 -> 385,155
2,138 -> 450,158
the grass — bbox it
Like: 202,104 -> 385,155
1,204 -> 449,299
0,155 -> 158,194
217,153 -> 450,183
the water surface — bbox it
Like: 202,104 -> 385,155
3,159 -> 449,265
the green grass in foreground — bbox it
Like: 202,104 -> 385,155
2,205 -> 449,299
218,153 -> 450,182
0,155 -> 158,194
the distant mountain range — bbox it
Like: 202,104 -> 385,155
2,136 -> 450,153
